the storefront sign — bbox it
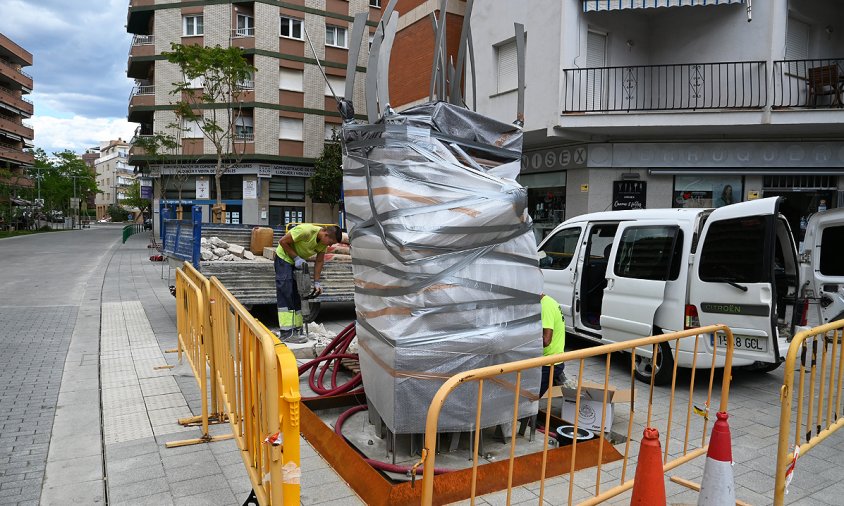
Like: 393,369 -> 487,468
522,146 -> 587,174
589,142 -> 844,168
151,163 -> 314,178
140,185 -> 153,199
612,181 -> 647,210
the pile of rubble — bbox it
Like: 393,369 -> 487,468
200,236 -> 272,262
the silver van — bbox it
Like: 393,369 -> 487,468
538,197 -> 808,384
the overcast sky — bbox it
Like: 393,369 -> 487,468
2,0 -> 137,155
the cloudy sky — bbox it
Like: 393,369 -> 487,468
3,0 -> 137,154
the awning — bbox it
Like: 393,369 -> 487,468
583,0 -> 743,12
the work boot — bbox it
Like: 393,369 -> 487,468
278,328 -> 308,344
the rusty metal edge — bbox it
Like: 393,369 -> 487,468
300,398 -> 624,505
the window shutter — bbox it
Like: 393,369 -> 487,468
785,18 -> 809,61
496,40 -> 518,93
585,31 -> 607,110
279,118 -> 303,140
324,76 -> 345,97
280,68 -> 304,91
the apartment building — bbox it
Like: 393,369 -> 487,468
0,33 -> 34,194
94,139 -> 135,220
126,0 -> 380,227
81,147 -> 100,211
465,0 -> 844,241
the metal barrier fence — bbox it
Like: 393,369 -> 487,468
420,325 -> 735,505
166,265 -> 231,448
774,319 -> 844,505
121,223 -> 143,243
209,276 -> 301,505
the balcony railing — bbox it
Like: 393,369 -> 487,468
773,58 -> 844,108
237,79 -> 254,91
562,61 -> 767,113
132,85 -> 154,96
234,132 -> 254,142
231,27 -> 255,38
132,34 -> 155,46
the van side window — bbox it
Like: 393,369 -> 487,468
699,216 -> 766,283
820,226 -> 844,276
613,225 -> 680,281
539,227 -> 581,270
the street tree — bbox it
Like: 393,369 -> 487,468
163,43 -> 255,222
124,180 -> 151,219
307,129 -> 343,217
30,150 -> 98,219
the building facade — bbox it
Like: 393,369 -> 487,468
0,33 -> 34,196
466,0 -> 844,242
81,147 -> 100,212
126,0 -> 381,228
94,140 -> 135,220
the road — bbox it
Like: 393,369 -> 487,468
0,225 -> 122,504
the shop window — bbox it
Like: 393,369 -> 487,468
220,175 -> 243,200
270,206 -> 305,229
673,175 -> 743,209
269,176 -> 305,202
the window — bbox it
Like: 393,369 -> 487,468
236,14 -> 254,37
235,115 -> 254,140
279,68 -> 304,91
614,226 -> 681,281
220,175 -> 243,200
495,39 -> 517,93
539,228 -> 581,270
785,17 -> 809,76
183,15 -> 204,36
673,176 -> 743,209
279,117 -> 303,140
369,0 -> 381,7
269,177 -> 306,202
324,76 -> 345,97
325,25 -> 348,49
280,16 -> 303,40
185,75 -> 204,89
182,120 -> 204,139
324,123 -> 339,140
820,226 -> 844,276
699,216 -> 767,283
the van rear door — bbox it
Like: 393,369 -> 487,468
601,221 -> 680,343
803,209 -> 844,324
689,197 -> 786,365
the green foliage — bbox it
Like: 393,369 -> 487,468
26,149 -> 99,216
163,43 -> 256,206
307,130 -> 343,214
107,204 -> 131,222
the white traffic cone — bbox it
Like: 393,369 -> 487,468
697,411 -> 735,505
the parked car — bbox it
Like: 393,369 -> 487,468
143,218 -> 152,231
536,197 -> 841,384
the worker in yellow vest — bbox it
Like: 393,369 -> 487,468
275,224 -> 342,341
539,293 -> 566,398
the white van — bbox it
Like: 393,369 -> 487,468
538,197 -> 805,384
798,208 -> 844,327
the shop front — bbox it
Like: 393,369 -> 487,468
520,145 -> 587,242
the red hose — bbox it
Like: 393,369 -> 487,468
334,405 -> 451,475
298,322 -> 363,400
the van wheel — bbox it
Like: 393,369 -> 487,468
634,341 -> 674,386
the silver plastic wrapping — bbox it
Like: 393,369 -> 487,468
342,102 -> 542,435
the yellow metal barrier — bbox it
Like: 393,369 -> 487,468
167,268 -> 234,448
210,276 -> 301,505
774,319 -> 844,505
420,325 -> 736,505
180,262 -> 223,423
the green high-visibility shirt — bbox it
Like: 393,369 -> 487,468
276,224 -> 327,264
541,294 -> 566,358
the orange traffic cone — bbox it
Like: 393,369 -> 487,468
697,412 -> 735,505
631,427 -> 667,505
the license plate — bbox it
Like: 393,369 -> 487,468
710,333 -> 768,353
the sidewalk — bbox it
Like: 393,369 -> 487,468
43,232 -> 361,505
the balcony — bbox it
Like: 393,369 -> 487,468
0,115 -> 34,140
230,28 -> 255,50
231,28 -> 254,38
129,34 -> 155,59
773,58 -> 844,109
562,61 -> 767,113
0,86 -> 33,116
126,3 -> 153,35
0,144 -> 34,166
233,132 -> 254,143
0,59 -> 33,90
128,85 -> 154,121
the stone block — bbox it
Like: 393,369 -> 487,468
227,244 -> 245,257
212,248 -> 227,257
243,251 -> 255,260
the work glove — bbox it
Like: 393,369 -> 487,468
293,256 -> 307,269
312,281 -> 323,295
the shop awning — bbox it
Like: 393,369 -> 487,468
583,0 -> 743,12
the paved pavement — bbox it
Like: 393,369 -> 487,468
2,225 -> 844,505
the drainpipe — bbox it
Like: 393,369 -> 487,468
761,1 -> 778,125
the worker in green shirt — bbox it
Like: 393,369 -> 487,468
275,224 -> 342,342
539,293 -> 566,398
